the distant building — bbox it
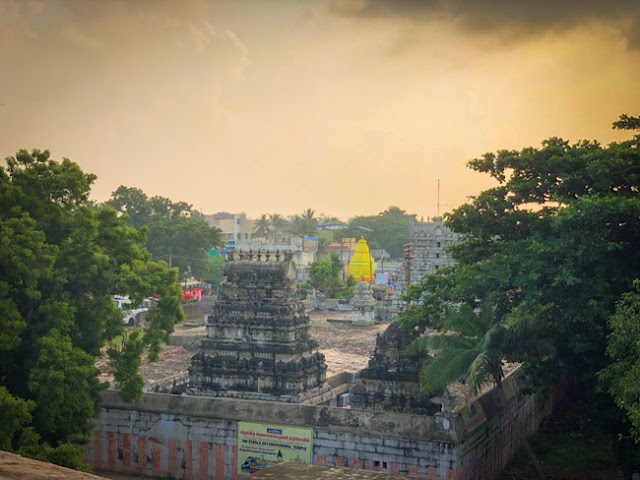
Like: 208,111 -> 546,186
327,237 -> 359,280
399,217 -> 463,295
202,212 -> 254,243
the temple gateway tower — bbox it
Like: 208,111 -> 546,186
188,250 -> 328,403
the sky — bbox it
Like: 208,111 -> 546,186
2,0 -> 640,221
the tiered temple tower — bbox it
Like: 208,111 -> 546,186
350,321 -> 438,415
188,250 -> 328,403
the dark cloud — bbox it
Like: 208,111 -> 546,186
330,0 -> 640,49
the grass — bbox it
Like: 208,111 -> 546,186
498,402 -> 624,480
528,432 -> 615,471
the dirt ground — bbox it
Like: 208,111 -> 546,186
308,310 -> 387,376
0,451 -> 104,480
97,311 -> 388,384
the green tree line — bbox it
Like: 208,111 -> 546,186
107,186 -> 222,279
252,206 -> 415,259
0,150 -> 184,469
402,114 -> 640,451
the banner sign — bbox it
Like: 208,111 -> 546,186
303,236 -> 319,251
237,422 -> 313,476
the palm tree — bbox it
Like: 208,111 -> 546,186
253,214 -> 271,239
414,298 -> 550,480
292,208 -> 318,237
413,299 -> 505,402
269,213 -> 288,242
301,208 -> 316,221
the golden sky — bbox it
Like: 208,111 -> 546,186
1,0 -> 640,220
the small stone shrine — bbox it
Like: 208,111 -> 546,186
188,249 -> 328,403
350,321 -> 438,415
350,281 -> 376,325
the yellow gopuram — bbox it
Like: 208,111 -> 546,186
348,237 -> 376,283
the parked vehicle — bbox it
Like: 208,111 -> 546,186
113,296 -> 152,327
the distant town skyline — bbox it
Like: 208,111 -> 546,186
2,0 -> 640,220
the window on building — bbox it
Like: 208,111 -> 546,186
437,241 -> 441,248
435,265 -> 439,270
436,253 -> 440,258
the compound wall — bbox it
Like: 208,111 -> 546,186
86,371 -> 564,480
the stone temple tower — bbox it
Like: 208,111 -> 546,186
188,249 -> 328,403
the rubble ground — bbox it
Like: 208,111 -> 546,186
308,310 -> 388,377
97,311 -> 388,384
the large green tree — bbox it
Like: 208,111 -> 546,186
108,186 -> 221,278
0,150 -> 183,469
301,254 -> 353,299
403,122 -> 640,434
342,206 -> 413,258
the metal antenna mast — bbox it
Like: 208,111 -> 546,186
437,179 -> 440,217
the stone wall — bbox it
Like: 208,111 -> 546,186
86,370 -> 565,480
87,389 -> 457,479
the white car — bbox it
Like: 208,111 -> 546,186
113,296 -> 151,327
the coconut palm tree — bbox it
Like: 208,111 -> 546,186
269,213 -> 288,242
414,299 -> 505,402
414,296 -> 555,403
292,208 -> 318,237
253,214 -> 271,239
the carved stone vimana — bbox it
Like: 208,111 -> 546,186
350,321 -> 438,415
188,250 -> 328,402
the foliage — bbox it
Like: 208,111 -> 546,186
203,256 -> 225,287
316,230 -> 334,258
341,206 -> 413,258
601,280 -> 640,441
108,186 -> 222,278
0,387 -> 35,451
301,254 -> 352,299
253,214 -> 271,238
612,113 -> 640,131
0,150 -> 183,468
292,208 -> 318,237
268,213 -> 289,241
402,127 -> 640,429
414,300 -> 506,401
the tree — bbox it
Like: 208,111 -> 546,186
343,206 -> 413,258
292,208 -> 318,237
203,256 -> 225,288
107,186 -> 151,229
302,254 -> 352,299
413,300 -> 506,402
0,150 -> 183,469
253,214 -> 272,239
601,280 -> 640,441
108,187 -> 222,279
269,213 -> 289,242
402,124 -> 640,436
612,113 -> 640,131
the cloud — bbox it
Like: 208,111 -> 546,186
329,0 -> 640,49
0,1 -> 38,52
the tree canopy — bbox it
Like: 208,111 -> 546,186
291,208 -> 318,237
0,150 -> 183,469
107,186 -> 222,279
402,122 -> 640,438
301,254 -> 354,299
339,206 -> 413,258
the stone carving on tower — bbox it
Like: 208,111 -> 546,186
188,250 -> 328,403
350,281 -> 376,325
350,321 -> 438,415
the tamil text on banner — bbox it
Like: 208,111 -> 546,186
237,422 -> 313,476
